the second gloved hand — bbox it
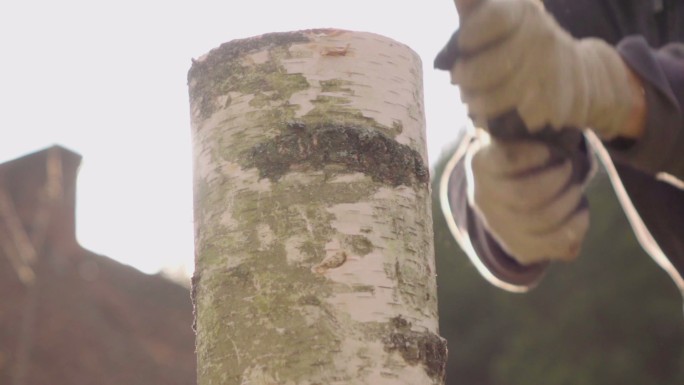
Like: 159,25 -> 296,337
469,138 -> 591,265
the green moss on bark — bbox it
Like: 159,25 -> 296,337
194,168 -> 384,383
320,78 -> 354,93
188,31 -> 312,120
196,262 -> 341,384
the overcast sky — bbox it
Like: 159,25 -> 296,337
0,0 -> 467,274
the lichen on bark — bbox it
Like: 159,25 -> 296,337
188,31 -> 312,120
384,316 -> 448,380
246,122 -> 428,187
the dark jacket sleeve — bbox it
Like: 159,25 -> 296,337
551,0 -> 684,282
545,0 -> 684,276
611,39 -> 684,179
547,0 -> 684,179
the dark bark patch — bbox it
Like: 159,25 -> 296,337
320,79 -> 354,93
390,315 -> 411,330
298,294 -> 322,306
347,235 -> 373,256
246,124 -> 428,188
384,316 -> 448,380
352,285 -> 375,293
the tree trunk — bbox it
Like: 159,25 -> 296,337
188,29 -> 445,385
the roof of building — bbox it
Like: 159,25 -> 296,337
0,146 -> 196,385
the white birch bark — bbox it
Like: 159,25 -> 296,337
188,29 -> 445,385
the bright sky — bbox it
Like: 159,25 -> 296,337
0,0 -> 467,275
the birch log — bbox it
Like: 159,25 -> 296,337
188,29 -> 446,385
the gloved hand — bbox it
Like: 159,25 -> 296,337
468,138 -> 591,265
450,0 -> 641,139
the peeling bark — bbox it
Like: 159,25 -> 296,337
188,29 -> 445,385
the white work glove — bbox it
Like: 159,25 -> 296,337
451,0 -> 638,138
468,139 -> 591,265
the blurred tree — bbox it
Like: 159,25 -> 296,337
433,142 -> 684,385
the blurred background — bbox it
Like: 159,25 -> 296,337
1,0 -> 683,384
0,0 -> 464,275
